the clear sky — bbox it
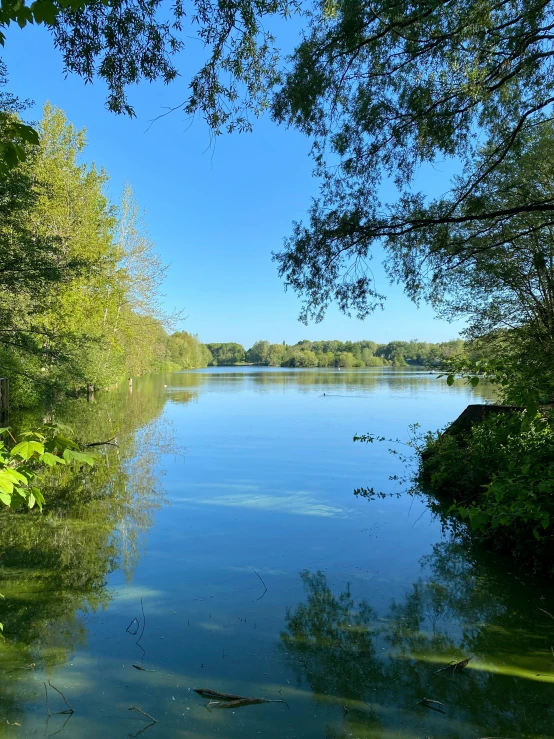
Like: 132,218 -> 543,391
3,22 -> 466,348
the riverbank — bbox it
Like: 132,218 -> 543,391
417,407 -> 554,574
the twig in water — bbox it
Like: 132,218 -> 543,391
418,697 -> 446,714
136,598 -> 146,648
85,437 -> 119,448
195,688 -> 244,700
195,688 -> 286,710
208,697 -> 286,709
252,568 -> 268,601
132,664 -> 156,672
126,617 -> 140,635
44,682 -> 51,717
539,607 -> 554,621
436,657 -> 472,674
47,712 -> 73,738
129,722 -> 156,739
129,706 -> 158,723
47,681 -> 74,714
134,598 -> 146,663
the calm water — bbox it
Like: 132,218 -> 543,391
1,367 -> 554,738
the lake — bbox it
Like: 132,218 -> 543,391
1,367 -> 553,738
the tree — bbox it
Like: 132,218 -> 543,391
0,103 -> 188,403
21,104 -> 124,393
0,0 -> 300,174
0,60 -> 38,175
167,331 -> 212,368
246,340 -> 271,364
206,342 -> 245,365
0,103 -> 115,402
423,122 -> 554,390
273,0 -> 554,322
267,342 -> 286,365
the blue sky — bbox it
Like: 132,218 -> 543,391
4,21 -> 466,348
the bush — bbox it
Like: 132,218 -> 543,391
419,412 -> 554,573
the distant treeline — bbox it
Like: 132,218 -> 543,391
200,339 -> 466,368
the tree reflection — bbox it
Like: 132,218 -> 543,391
0,381 -> 186,725
282,571 -> 380,699
282,542 -> 554,738
163,366 -> 493,399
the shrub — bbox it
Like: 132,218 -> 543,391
419,412 -> 554,573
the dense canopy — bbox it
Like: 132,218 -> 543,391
273,0 -> 554,323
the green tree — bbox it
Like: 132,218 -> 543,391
206,342 -> 245,365
273,0 -> 554,323
0,103 -> 118,402
0,0 -> 299,174
0,103 -> 192,403
167,331 -> 212,369
267,343 -> 286,365
246,340 -> 271,364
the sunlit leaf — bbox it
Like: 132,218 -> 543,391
10,440 -> 45,460
63,449 -> 96,466
39,452 -> 66,467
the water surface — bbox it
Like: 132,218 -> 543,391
1,367 -> 553,738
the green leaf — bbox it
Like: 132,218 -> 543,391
31,487 -> 45,511
0,491 -> 11,506
0,472 -> 14,495
39,452 -> 66,467
44,421 -> 74,435
11,440 -> 45,460
30,0 -> 59,25
19,430 -> 45,440
470,376 -> 479,387
63,449 -> 95,466
533,527 -> 541,540
9,494 -> 20,509
446,375 -> 455,386
2,468 -> 29,484
51,435 -> 79,453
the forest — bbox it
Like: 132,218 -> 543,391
208,339 -> 466,367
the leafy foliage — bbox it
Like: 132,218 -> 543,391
0,423 -> 94,511
0,0 -> 300,175
52,0 -> 297,128
167,331 -> 212,369
243,337 -> 465,367
273,0 -> 554,323
419,412 -> 554,573
206,342 -> 246,365
0,102 -> 211,405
